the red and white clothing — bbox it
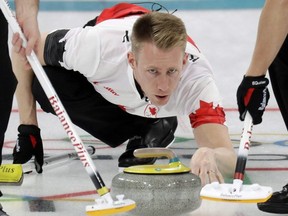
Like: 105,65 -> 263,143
45,14 -> 225,129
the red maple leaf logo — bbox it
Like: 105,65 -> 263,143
149,107 -> 157,116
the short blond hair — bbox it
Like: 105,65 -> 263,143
131,12 -> 187,54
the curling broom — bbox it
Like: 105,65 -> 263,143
0,145 -> 94,185
0,1 -> 136,214
23,145 -> 95,174
200,112 -> 273,203
0,144 -> 95,185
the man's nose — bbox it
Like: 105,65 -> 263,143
157,75 -> 169,91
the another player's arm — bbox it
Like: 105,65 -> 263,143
246,0 -> 288,77
11,30 -> 49,125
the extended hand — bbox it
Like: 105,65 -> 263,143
190,147 -> 224,186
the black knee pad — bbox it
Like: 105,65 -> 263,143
142,116 -> 178,148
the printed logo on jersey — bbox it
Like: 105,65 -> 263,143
93,82 -> 120,96
104,86 -> 120,96
144,104 -> 159,118
188,54 -> 199,62
122,30 -> 130,43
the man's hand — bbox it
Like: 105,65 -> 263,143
190,147 -> 224,186
13,125 -> 44,173
18,14 -> 40,55
13,0 -> 40,56
237,75 -> 270,124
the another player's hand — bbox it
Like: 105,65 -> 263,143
237,75 -> 270,125
13,125 -> 44,174
190,147 -> 224,186
13,13 -> 40,56
11,32 -> 40,71
11,15 -> 40,69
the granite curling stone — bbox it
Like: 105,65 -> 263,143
111,148 -> 202,216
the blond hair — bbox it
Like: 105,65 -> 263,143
131,12 -> 187,54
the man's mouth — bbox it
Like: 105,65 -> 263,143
156,95 -> 167,99
155,95 -> 170,102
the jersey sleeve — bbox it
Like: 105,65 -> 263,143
189,101 -> 226,128
62,26 -> 101,78
61,17 -> 135,79
175,44 -> 227,128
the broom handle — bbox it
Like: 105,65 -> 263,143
0,0 -> 109,196
23,146 -> 95,173
232,112 -> 253,192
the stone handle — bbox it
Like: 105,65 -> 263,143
133,148 -> 176,159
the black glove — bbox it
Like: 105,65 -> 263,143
13,125 -> 44,173
237,75 -> 270,124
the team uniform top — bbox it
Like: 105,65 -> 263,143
47,14 -> 225,128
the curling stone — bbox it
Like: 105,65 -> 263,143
111,148 -> 201,216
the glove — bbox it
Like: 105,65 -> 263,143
13,125 -> 44,173
237,75 -> 270,124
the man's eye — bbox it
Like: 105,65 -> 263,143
168,69 -> 177,74
148,69 -> 157,74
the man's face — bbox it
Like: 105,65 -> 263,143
128,42 -> 188,106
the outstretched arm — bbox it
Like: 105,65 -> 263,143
190,123 -> 237,186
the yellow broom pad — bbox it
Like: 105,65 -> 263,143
0,164 -> 23,185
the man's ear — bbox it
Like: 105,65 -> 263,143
127,51 -> 136,69
183,53 -> 189,65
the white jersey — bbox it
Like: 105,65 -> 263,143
55,15 -> 225,128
